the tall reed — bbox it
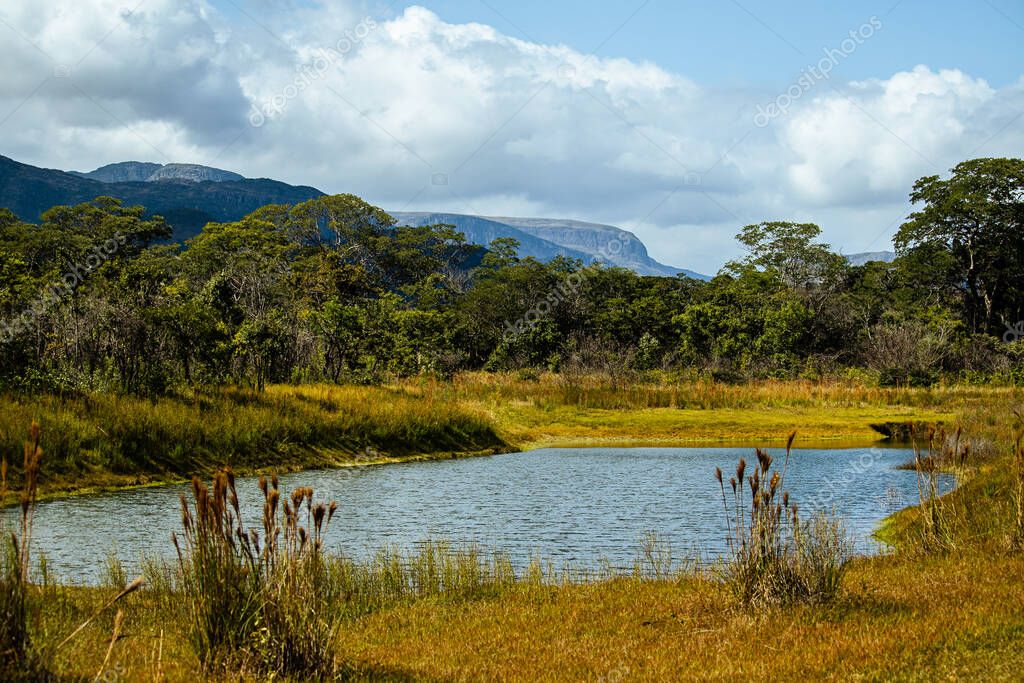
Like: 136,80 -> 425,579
0,422 -> 42,676
715,433 -> 851,606
909,426 -> 970,551
1013,434 -> 1024,549
174,470 -> 340,677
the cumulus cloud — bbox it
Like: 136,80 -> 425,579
0,1 -> 1021,270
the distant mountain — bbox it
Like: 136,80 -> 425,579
389,212 -> 595,264
0,154 -> 709,278
71,161 -> 245,184
485,216 -> 707,279
69,161 -> 164,183
0,154 -> 322,238
846,251 -> 896,266
391,212 -> 709,280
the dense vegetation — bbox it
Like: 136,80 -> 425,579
1,158 -> 1022,398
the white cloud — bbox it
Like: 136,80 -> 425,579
0,2 -> 1021,271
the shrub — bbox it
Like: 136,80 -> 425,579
714,434 -> 852,606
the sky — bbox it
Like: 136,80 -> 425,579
1,0 -> 1022,271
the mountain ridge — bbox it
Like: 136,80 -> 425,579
1,154 -> 709,278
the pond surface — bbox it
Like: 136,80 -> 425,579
13,447 -> 953,583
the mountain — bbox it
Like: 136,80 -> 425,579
846,251 -> 896,266
485,216 -> 707,279
0,154 -> 708,278
391,212 -> 709,280
389,212 -> 595,264
69,161 -> 164,183
70,161 -> 244,184
0,154 -> 323,238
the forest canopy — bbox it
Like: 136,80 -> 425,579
1,158 -> 1022,394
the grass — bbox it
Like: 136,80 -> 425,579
25,549 -> 1024,681
333,552 -> 1024,681
431,372 -> 970,448
0,383 -> 506,502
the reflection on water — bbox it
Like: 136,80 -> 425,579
10,447 -> 953,583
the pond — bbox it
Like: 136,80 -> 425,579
13,446 -> 953,583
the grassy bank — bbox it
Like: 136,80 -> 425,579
435,373 -> 982,448
0,383 -> 506,501
1,374 -> 984,500
27,551 -> 1023,681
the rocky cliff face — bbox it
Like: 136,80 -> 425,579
71,161 -> 243,184
148,164 -> 244,183
484,217 -> 683,277
69,161 -> 163,183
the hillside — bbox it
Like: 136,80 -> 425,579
392,211 -> 708,279
0,154 -> 323,238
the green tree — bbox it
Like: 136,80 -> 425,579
895,158 -> 1024,333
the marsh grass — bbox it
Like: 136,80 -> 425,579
715,433 -> 852,606
0,383 -> 505,499
906,426 -> 976,552
173,470 -> 341,676
440,371 -> 1009,411
0,423 -> 42,677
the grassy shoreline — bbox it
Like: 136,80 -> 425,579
0,374 -> 973,502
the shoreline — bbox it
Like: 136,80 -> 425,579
2,378 -> 975,504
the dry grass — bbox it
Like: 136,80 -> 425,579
173,470 -> 342,677
0,423 -> 41,677
24,549 -> 1023,681
333,552 -> 1024,682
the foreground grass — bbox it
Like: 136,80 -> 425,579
336,553 -> 1024,681
33,551 -> 1024,681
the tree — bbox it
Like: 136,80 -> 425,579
895,158 -> 1024,333
735,221 -> 846,292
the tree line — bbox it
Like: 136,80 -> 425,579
0,157 -> 1022,394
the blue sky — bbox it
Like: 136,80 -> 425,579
383,0 -> 1024,87
5,0 -> 1023,270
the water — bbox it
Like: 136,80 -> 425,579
11,447 -> 953,583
